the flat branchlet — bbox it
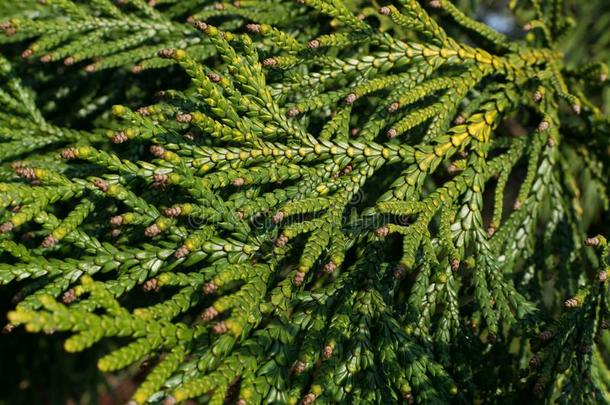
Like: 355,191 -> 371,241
0,0 -> 609,404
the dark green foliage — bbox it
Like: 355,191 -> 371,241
0,0 -> 609,404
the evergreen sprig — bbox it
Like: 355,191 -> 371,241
1,0 -> 609,403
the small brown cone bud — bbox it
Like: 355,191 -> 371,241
572,104 -> 581,115
192,21 -> 208,31
275,234 -> 289,247
14,166 -> 36,179
533,90 -> 543,102
263,58 -> 277,68
301,393 -> 317,405
111,229 -> 122,238
212,321 -> 228,334
112,131 -> 128,144
293,271 -> 306,286
131,65 -> 143,74
2,324 -> 14,334
345,93 -> 357,105
21,49 -> 33,58
64,56 -> 76,66
393,264 -> 406,278
513,199 -> 522,210
386,128 -> 398,139
486,226 -> 495,237
323,262 -> 337,274
93,179 -> 109,192
272,211 -> 285,224
150,145 -> 166,158
584,237 -> 600,247
308,39 -> 320,49
153,173 -> 169,188
387,102 -> 400,113
163,396 -> 177,405
232,177 -> 245,187
453,114 -> 465,125
109,215 -> 123,227
529,355 -> 541,369
428,0 -> 441,8
203,283 -> 218,294
207,72 -> 221,82
447,163 -> 459,175
41,235 -> 59,248
164,206 -> 182,217
175,245 -> 190,259
84,64 -> 97,73
287,107 -> 300,118
375,226 -> 389,237
246,23 -> 261,33
61,148 -> 77,159
564,298 -> 578,308
157,48 -> 175,58
537,120 -> 549,132
213,2 -> 224,10
538,330 -> 552,341
293,361 -> 306,374
599,271 -> 608,283
176,113 -> 192,123
144,224 -> 161,238
62,289 -> 77,304
379,6 -> 391,15
201,306 -> 219,322
322,345 -> 333,359
143,278 -> 159,292
532,381 -> 544,396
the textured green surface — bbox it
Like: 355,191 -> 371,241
0,1 -> 609,404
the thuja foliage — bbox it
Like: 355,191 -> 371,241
0,0 -> 609,403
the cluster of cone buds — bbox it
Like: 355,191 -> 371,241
564,297 -> 579,308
